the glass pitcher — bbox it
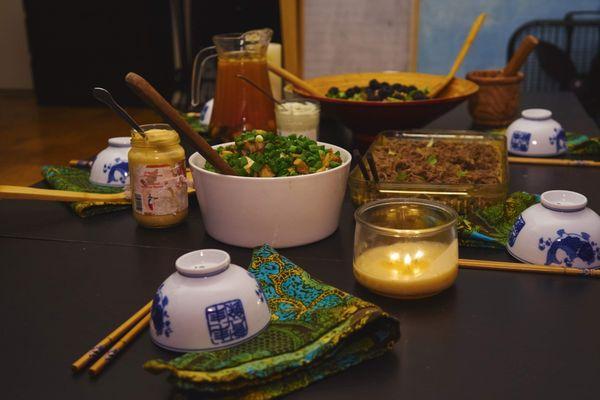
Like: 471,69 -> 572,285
191,28 -> 276,141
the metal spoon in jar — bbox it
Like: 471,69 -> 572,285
92,87 -> 146,137
235,74 -> 288,110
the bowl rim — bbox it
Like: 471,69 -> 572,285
354,197 -> 458,237
289,71 -> 479,107
189,141 -> 352,181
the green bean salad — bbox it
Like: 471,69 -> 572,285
204,130 -> 343,177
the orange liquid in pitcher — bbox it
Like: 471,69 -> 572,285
210,53 -> 276,141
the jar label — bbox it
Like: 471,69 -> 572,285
133,161 -> 188,216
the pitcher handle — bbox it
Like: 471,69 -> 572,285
191,46 -> 217,108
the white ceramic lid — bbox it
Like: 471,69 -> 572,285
175,249 -> 230,277
521,109 -> 552,120
541,190 -> 587,212
108,137 -> 132,147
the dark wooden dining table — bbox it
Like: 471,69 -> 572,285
1,92 -> 599,399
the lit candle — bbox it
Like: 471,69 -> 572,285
267,43 -> 282,101
353,239 -> 458,299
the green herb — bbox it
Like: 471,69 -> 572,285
456,169 -> 468,178
426,155 -> 438,166
396,171 -> 408,181
204,130 -> 343,177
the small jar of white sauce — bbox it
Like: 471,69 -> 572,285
275,99 -> 320,140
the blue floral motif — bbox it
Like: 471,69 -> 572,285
281,275 -> 321,306
510,131 -> 531,152
252,261 -> 280,285
538,229 -> 600,268
255,281 -> 266,303
508,215 -> 526,247
102,157 -> 129,184
549,128 -> 567,153
205,299 -> 248,345
151,284 -> 173,337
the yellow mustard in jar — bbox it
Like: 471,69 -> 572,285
128,124 -> 188,228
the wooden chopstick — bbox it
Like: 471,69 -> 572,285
71,301 -> 152,372
508,156 -> 600,167
0,185 -> 130,203
459,258 -> 600,277
88,313 -> 151,376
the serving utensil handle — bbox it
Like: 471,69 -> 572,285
266,63 -> 321,97
124,72 -> 237,176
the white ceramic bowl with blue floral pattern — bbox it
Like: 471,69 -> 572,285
89,137 -> 131,187
150,249 -> 271,352
506,109 -> 567,157
506,190 -> 600,269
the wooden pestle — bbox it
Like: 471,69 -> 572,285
124,72 -> 237,176
502,35 -> 539,76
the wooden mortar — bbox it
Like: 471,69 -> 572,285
466,69 -> 523,127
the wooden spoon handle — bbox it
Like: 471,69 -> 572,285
267,63 -> 321,97
502,35 -> 539,76
430,13 -> 487,98
0,185 -> 129,203
124,72 -> 237,176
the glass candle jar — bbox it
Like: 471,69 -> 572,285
128,124 -> 188,228
353,198 -> 458,299
275,99 -> 320,140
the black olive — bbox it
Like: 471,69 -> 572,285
327,87 -> 339,95
412,92 -> 427,100
369,79 -> 380,90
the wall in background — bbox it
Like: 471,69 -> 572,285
418,0 -> 599,76
0,0 -> 33,89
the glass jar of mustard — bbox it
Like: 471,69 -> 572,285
128,124 -> 188,228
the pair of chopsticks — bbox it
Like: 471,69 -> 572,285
72,301 -> 152,376
508,156 -> 600,168
459,258 -> 600,277
353,149 -> 379,183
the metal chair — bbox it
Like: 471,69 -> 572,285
507,11 -> 600,93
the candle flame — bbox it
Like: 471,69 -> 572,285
415,250 -> 424,259
404,254 -> 412,265
389,252 -> 400,262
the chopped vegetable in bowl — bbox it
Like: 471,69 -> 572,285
204,130 -> 343,177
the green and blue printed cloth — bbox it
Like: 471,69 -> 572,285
41,166 -> 129,217
144,245 -> 401,399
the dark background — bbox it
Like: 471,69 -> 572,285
23,0 -> 281,107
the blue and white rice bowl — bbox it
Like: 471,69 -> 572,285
506,190 -> 600,269
150,249 -> 271,352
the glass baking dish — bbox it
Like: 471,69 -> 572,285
348,130 -> 509,215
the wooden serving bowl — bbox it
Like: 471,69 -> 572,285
291,72 -> 479,149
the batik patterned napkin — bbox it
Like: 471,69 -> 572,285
144,245 -> 400,399
42,166 -> 129,217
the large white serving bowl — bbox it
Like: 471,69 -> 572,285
506,190 -> 600,269
150,249 -> 271,352
189,142 -> 351,248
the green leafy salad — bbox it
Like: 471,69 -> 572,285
204,130 -> 343,177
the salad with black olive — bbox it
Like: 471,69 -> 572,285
326,79 -> 429,101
